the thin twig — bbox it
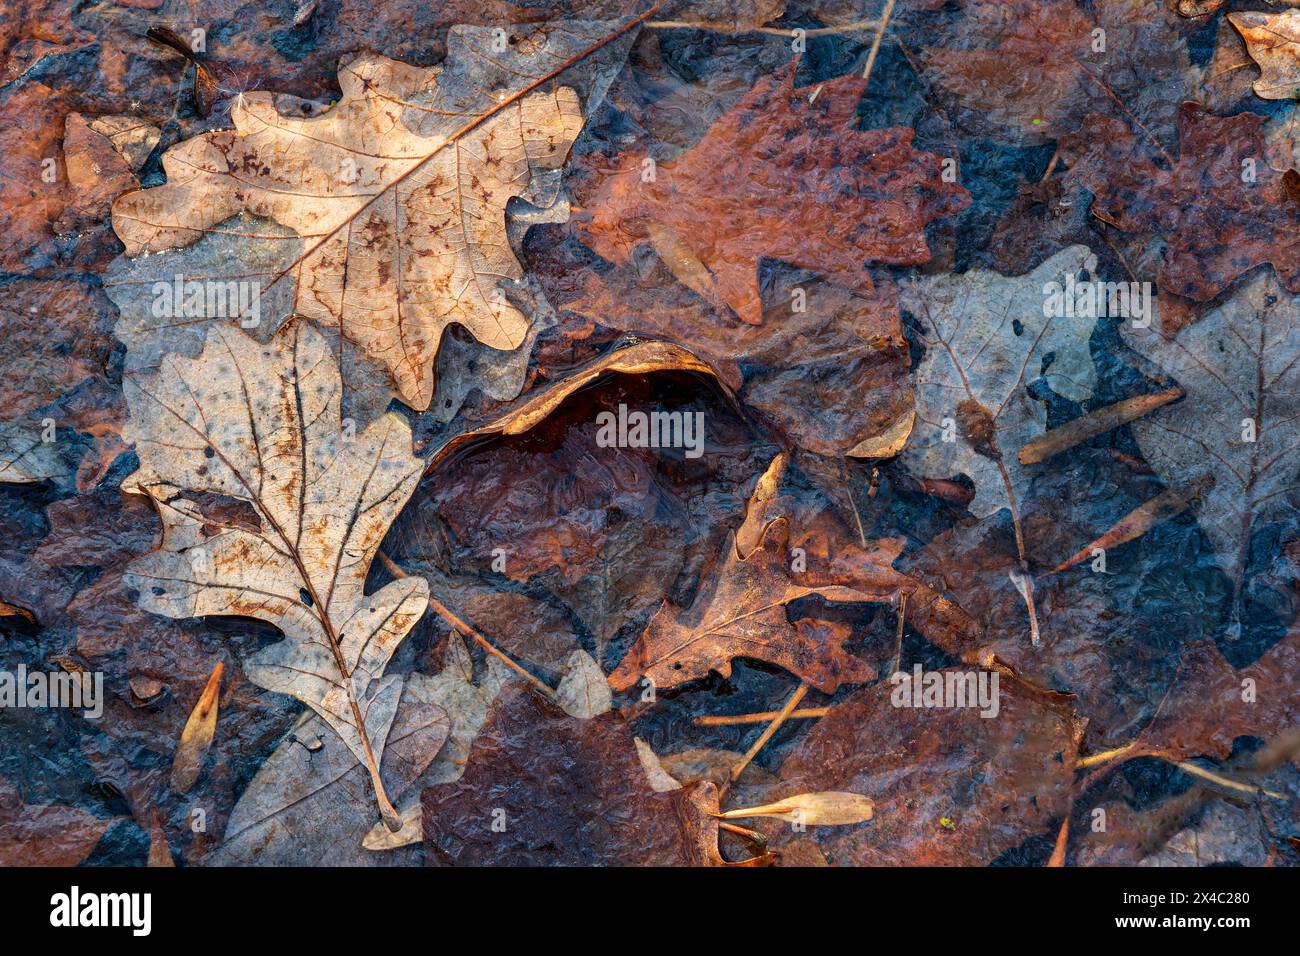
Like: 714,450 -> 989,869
646,19 -> 879,37
376,550 -> 557,698
695,707 -> 830,726
890,591 -> 909,676
841,457 -> 869,548
729,682 -> 809,786
861,0 -> 898,83
1174,761 -> 1285,800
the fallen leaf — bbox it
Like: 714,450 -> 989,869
609,454 -> 978,693
1098,628 -> 1300,768
122,321 -> 428,826
0,776 -> 112,867
922,0 -> 1193,147
1120,273 -> 1300,621
214,673 -> 455,865
423,685 -> 754,865
575,60 -> 968,324
902,245 -> 1100,520
771,675 -> 1080,865
1064,103 -> 1300,301
1229,10 -> 1300,100
147,808 -> 175,867
111,17 -> 650,410
554,648 -> 612,718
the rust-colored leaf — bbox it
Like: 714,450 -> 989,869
1064,102 -> 1300,301
575,60 -> 968,324
423,685 -> 770,865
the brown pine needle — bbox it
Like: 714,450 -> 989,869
862,0 -> 898,83
729,681 -> 809,785
646,20 -> 879,37
695,707 -> 831,726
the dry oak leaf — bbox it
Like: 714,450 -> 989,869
1064,103 -> 1300,301
0,776 -> 113,867
121,321 -> 427,828
214,661 -> 463,866
608,455 -> 979,694
1229,10 -> 1300,100
574,60 -> 969,325
111,18 -> 648,410
1120,273 -> 1300,616
772,674 -> 1081,865
423,685 -> 761,866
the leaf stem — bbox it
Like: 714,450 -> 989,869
376,550 -> 557,699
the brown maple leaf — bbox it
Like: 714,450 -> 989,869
1063,103 -> 1300,301
574,61 -> 968,325
922,0 -> 1193,148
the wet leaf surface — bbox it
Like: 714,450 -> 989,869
1,0 -> 1298,869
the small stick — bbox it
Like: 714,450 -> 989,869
646,20 -> 879,37
729,682 -> 809,785
1018,387 -> 1183,465
1040,145 -> 1061,182
1077,742 -> 1136,769
376,550 -> 557,698
861,0 -> 898,83
695,707 -> 830,726
890,591 -> 909,677
1047,817 -> 1069,867
718,821 -> 768,845
1174,761 -> 1285,800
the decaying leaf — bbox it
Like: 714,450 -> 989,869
771,675 -> 1081,865
576,60 -> 968,324
169,659 -> 223,793
1120,273 -> 1300,620
425,338 -> 731,470
0,776 -> 113,867
1229,10 -> 1300,100
609,454 -> 979,693
423,685 -> 762,865
1090,625 -> 1300,769
122,321 -> 428,827
111,16 -> 650,410
1065,103 -> 1300,301
902,245 -> 1100,520
922,0 -> 1193,147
